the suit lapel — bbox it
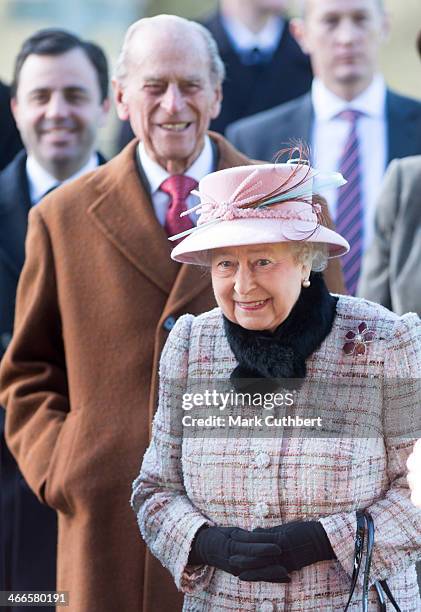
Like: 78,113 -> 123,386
386,90 -> 421,163
88,141 -> 180,295
275,94 -> 313,157
296,95 -> 313,153
0,151 -> 31,275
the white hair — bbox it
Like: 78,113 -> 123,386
202,240 -> 329,271
113,15 -> 225,86
290,241 -> 329,272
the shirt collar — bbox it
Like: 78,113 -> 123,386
312,75 -> 386,121
221,14 -> 284,53
138,135 -> 214,195
27,153 -> 99,205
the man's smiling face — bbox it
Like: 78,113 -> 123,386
113,24 -> 222,174
12,47 -> 108,179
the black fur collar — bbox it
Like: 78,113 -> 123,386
223,272 -> 338,383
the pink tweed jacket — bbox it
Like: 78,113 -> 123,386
132,296 -> 421,611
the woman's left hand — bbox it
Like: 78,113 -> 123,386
231,520 -> 335,581
407,439 -> 421,507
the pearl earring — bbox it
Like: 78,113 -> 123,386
302,279 -> 310,288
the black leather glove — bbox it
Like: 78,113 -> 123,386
188,526 -> 288,580
231,520 -> 335,581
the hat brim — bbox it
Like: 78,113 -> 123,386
171,218 -> 350,265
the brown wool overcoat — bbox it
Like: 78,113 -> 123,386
0,134 -> 344,612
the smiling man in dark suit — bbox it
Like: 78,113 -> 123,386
227,0 -> 421,294
0,28 -> 109,607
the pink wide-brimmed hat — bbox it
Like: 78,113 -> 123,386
170,160 -> 350,265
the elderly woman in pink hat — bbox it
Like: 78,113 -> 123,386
132,156 -> 421,611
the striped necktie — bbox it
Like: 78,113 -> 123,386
335,109 -> 363,295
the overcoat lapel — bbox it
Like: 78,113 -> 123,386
87,141 -> 180,294
159,264 -> 211,326
88,134 -> 249,313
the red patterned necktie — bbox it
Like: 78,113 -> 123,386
335,109 -> 363,296
160,175 -> 198,240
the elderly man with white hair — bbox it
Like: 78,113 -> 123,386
0,14 -> 256,612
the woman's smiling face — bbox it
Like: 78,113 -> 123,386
211,242 -> 311,332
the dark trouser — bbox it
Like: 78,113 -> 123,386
1,410 -> 57,612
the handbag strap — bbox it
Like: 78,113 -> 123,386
343,510 -> 366,611
377,579 -> 402,611
365,511 -> 402,612
344,510 -> 402,612
361,510 -> 375,612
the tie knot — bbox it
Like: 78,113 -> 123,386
160,175 -> 198,203
240,46 -> 271,65
337,109 -> 363,123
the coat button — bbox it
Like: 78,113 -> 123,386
259,600 -> 275,612
1,332 -> 12,350
254,452 -> 271,468
163,316 -> 176,332
254,501 -> 270,518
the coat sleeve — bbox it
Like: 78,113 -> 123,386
0,207 -> 69,506
131,314 -> 215,594
357,159 -> 400,308
320,313 -> 421,584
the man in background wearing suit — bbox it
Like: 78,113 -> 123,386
0,15 -> 254,612
0,81 -> 22,171
358,29 -> 421,315
202,0 -> 312,133
117,0 -> 312,147
227,0 -> 421,294
0,29 -> 110,608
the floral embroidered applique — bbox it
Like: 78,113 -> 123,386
343,322 -> 374,356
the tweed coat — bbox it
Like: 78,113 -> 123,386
0,134 -> 255,612
132,296 -> 421,611
358,156 -> 421,316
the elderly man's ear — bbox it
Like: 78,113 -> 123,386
112,78 -> 130,121
210,85 -> 223,121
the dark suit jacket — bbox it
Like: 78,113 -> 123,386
204,11 -> 312,134
226,89 -> 421,165
0,150 -> 105,608
358,156 -> 421,315
116,13 -> 313,150
0,82 -> 22,172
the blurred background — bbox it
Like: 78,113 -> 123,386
1,0 -> 419,156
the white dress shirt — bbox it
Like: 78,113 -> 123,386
138,136 -> 214,227
221,14 -> 284,55
311,75 -> 387,250
27,153 -> 100,206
